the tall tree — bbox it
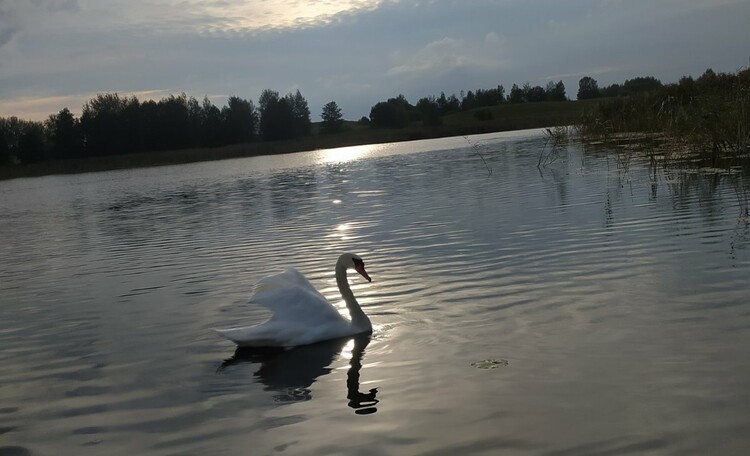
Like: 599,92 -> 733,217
461,90 -> 476,110
527,85 -> 547,102
46,108 -> 81,159
509,84 -> 524,103
321,101 -> 344,133
223,96 -> 258,144
287,90 -> 311,137
369,95 -> 413,128
622,76 -> 662,95
577,76 -> 600,100
17,122 -> 47,163
545,80 -> 567,101
416,97 -> 442,126
259,89 -> 295,141
0,120 -> 10,163
200,96 -> 223,147
80,93 -> 139,155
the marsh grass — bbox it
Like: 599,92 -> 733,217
538,125 -> 571,168
463,136 -> 492,176
577,67 -> 750,171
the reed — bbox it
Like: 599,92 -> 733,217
576,67 -> 750,170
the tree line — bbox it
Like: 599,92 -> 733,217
0,69 -> 729,165
0,89 -> 311,164
577,75 -> 663,100
368,80 -> 569,128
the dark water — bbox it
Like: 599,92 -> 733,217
1,130 -> 749,455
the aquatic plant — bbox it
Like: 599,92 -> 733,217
577,67 -> 750,169
538,125 -> 570,168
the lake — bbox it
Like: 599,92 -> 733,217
1,130 -> 749,455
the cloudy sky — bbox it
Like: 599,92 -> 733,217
1,0 -> 749,121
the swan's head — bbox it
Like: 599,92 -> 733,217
339,253 -> 372,282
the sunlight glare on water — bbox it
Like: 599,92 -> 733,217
1,130 -> 749,455
317,144 -> 379,164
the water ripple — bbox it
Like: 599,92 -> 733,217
1,132 -> 749,454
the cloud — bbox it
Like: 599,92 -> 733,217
0,0 -> 79,50
542,66 -> 631,81
386,38 -> 467,77
0,89 -> 194,120
0,1 -> 21,47
60,0 -> 392,35
484,32 -> 501,44
386,35 -> 507,79
1,0 -> 750,121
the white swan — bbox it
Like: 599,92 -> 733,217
216,253 -> 372,347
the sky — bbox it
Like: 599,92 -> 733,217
1,0 -> 749,122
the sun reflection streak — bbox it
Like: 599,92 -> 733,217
340,338 -> 356,360
320,144 -> 378,164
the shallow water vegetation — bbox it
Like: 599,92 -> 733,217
577,67 -> 750,170
538,125 -> 571,168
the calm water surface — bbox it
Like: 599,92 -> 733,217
1,130 -> 749,455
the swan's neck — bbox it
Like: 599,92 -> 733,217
336,262 -> 371,331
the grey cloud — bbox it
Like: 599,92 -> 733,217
45,0 -> 79,13
2,0 -> 750,120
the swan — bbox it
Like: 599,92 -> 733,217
216,253 -> 373,347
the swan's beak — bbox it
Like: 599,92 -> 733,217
355,264 -> 372,282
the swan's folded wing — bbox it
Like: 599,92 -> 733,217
249,268 -> 344,324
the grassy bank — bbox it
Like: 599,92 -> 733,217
0,100 -> 599,180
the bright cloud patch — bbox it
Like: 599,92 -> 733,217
78,0 -> 388,35
387,38 -> 467,77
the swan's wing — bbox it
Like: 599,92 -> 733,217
250,268 -> 345,324
216,318 -> 353,347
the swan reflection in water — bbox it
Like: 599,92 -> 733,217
218,334 -> 378,414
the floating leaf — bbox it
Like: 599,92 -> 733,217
471,359 -> 509,369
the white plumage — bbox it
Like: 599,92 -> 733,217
216,253 -> 372,347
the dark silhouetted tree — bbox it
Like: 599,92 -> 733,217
527,85 -> 547,102
0,117 -> 47,163
200,96 -> 223,147
697,68 -> 717,87
546,80 -> 567,101
154,94 -> 193,150
321,101 -> 344,133
436,92 -> 460,114
46,108 -> 82,159
600,83 -> 622,97
17,122 -> 47,163
474,85 -> 505,107
80,93 -> 139,155
258,89 -> 310,140
369,95 -> 413,128
223,96 -> 258,144
0,120 -> 10,163
461,90 -> 476,110
509,84 -> 524,103
621,76 -> 662,95
287,90 -> 311,137
416,96 -> 442,126
259,89 -> 294,141
577,76 -> 600,100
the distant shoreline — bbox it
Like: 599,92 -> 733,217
0,100 -> 594,180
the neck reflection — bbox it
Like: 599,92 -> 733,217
218,334 -> 378,414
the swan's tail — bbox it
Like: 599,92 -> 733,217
214,325 -> 287,348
